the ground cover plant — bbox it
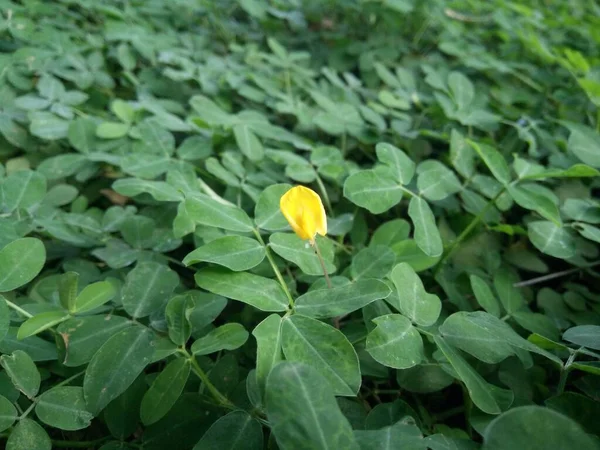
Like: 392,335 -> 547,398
1,0 -> 600,448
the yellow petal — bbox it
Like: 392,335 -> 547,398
279,185 -> 327,242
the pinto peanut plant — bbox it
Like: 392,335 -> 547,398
1,1 -> 600,449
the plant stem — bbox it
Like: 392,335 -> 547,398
253,229 -> 295,308
312,239 -> 332,289
19,402 -> 36,420
557,350 -> 578,395
4,299 -> 33,318
55,370 -> 85,388
315,174 -> 333,216
50,437 -> 111,448
435,188 -> 505,274
513,260 -> 600,288
182,350 -> 234,408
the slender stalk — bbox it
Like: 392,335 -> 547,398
435,188 -> 505,274
50,437 -> 111,448
181,350 -> 234,408
312,239 -> 332,289
314,174 -> 333,216
55,370 -> 85,388
4,299 -> 33,318
253,229 -> 295,308
557,350 -> 578,395
513,260 -> 600,288
19,402 -> 36,420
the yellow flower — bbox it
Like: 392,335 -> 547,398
280,185 -> 327,243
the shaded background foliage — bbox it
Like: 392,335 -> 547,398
0,0 -> 600,449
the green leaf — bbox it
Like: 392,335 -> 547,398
576,223 -> 600,243
523,164 -> 600,179
269,233 -> 335,276
29,112 -> 69,140
122,262 -> 179,319
482,406 -> 599,450
366,314 -> 424,369
195,268 -> 288,312
469,275 -> 501,317
354,421 -> 425,450
57,315 -> 132,367
185,291 -> 228,332
408,197 -> 443,257
252,314 -> 283,398
72,280 -> 116,314
254,183 -> 292,230
281,315 -> 360,396
165,293 -> 194,346
191,323 -> 249,355
121,152 -> 171,179
344,170 -> 403,214
6,418 -> 51,450
434,336 -> 510,415
58,271 -> 79,311
68,117 -> 97,153
450,129 -> 476,178
35,386 -> 93,431
184,194 -> 254,232
565,123 -> 600,168
266,362 -> 359,450
84,326 -> 155,415
390,239 -> 441,272
563,325 -> 600,350
375,142 -> 415,184
0,350 -> 40,399
417,160 -> 462,201
17,310 -> 70,340
370,219 -> 411,247
112,178 -> 183,202
440,311 -> 561,365
0,394 -> 17,432
467,140 -> 511,185
527,221 -> 576,259
492,268 -> 525,314
295,279 -> 391,319
1,170 -> 46,212
233,124 -> 264,162
0,327 -> 57,362
0,238 -> 46,292
140,358 -> 191,425
351,245 -> 396,280
190,95 -> 235,126
193,410 -> 264,450
183,236 -> 265,271
396,362 -> 454,394
390,263 -> 441,326
448,71 -> 474,110
104,375 -> 147,440
507,184 -> 561,225
96,122 -> 130,139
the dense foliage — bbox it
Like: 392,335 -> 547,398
1,0 -> 600,449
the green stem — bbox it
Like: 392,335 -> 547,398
50,437 -> 111,448
253,229 -> 295,308
557,350 -> 578,395
4,299 -> 33,318
19,402 -> 36,420
182,350 -> 234,408
284,69 -> 294,107
341,132 -> 347,155
312,239 -> 332,289
435,188 -> 505,274
55,370 -> 85,388
314,174 -> 333,216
